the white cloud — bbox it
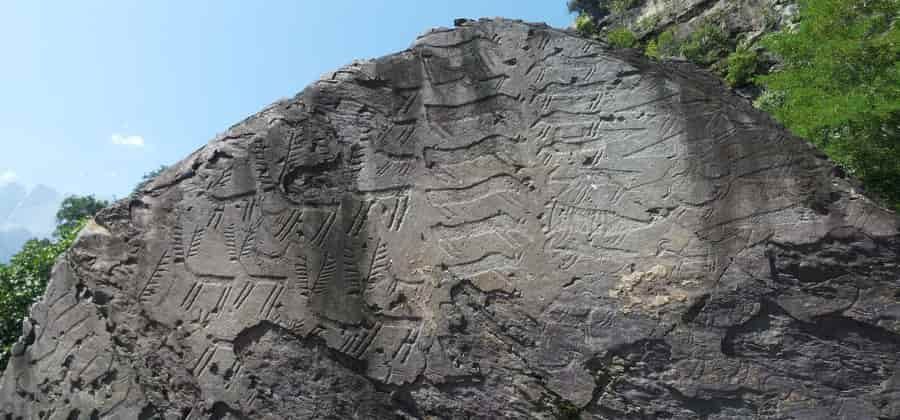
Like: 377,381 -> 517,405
0,170 -> 17,186
110,133 -> 145,147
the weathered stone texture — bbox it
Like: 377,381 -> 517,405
594,0 -> 798,43
2,18 -> 898,419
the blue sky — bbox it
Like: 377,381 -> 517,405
0,1 -> 573,199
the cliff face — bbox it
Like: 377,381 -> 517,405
2,18 -> 898,419
589,0 -> 798,42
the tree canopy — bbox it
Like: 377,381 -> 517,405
756,0 -> 900,207
55,195 -> 108,237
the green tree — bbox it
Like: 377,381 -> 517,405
575,12 -> 598,36
0,218 -> 86,367
757,0 -> 900,207
54,195 -> 108,237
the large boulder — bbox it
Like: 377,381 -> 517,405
2,18 -> 897,419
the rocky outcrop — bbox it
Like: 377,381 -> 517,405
585,0 -> 798,43
2,18 -> 898,419
575,0 -> 799,97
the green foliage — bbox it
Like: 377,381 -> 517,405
0,191 -> 110,367
575,12 -> 598,36
55,195 -> 108,237
821,115 -> 900,204
657,29 -> 679,55
644,39 -> 660,58
757,0 -> 900,207
645,28 -> 679,59
610,0 -> 639,14
0,219 -> 86,367
0,163 -> 168,367
680,21 -> 730,65
568,0 -> 611,23
133,165 -> 169,194
607,26 -> 637,48
636,14 -> 661,32
753,89 -> 786,111
724,47 -> 759,86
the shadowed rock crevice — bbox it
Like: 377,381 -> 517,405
232,321 -> 278,355
1,18 -> 898,419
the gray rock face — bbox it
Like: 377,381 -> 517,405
593,0 -> 798,43
2,18 -> 898,419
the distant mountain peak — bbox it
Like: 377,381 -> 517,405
0,181 -> 62,241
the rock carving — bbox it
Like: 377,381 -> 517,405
1,18 -> 898,419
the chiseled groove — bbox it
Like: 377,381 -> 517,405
424,173 -> 520,192
9,18 -> 898,419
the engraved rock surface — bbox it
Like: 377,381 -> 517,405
2,18 -> 899,419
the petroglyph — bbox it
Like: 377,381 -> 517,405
3,18 -> 898,420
